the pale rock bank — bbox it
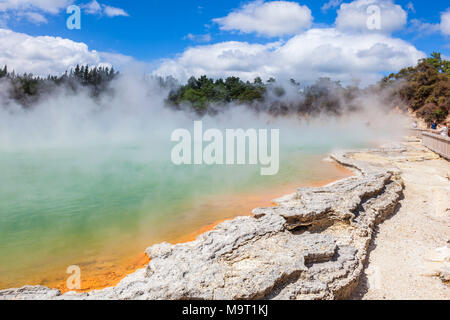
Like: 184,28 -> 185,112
349,139 -> 450,300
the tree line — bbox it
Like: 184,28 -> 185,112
0,64 -> 119,107
0,53 -> 448,122
381,52 -> 449,123
166,75 -> 358,117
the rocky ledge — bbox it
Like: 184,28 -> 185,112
0,148 -> 404,300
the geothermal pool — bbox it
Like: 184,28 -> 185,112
0,143 -> 354,292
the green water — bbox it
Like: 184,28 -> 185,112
0,142 -> 353,289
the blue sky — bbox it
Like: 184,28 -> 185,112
0,0 -> 449,84
7,0 -> 449,60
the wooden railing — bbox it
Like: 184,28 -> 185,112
422,132 -> 450,160
407,128 -> 427,139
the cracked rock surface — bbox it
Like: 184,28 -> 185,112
0,149 -> 404,300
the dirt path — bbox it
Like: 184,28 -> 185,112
351,140 -> 450,300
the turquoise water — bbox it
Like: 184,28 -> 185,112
0,142 -> 354,290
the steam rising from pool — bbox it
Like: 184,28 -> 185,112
0,73 -> 408,151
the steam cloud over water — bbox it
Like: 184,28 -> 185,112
0,72 -> 409,152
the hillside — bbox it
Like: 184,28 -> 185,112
381,52 -> 450,124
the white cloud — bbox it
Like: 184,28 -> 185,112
184,33 -> 212,43
213,0 -> 313,37
83,0 -> 102,15
322,0 -> 343,13
103,5 -> 128,17
17,11 -> 48,24
0,28 -> 134,76
336,0 -> 407,34
0,0 -> 73,14
154,28 -> 425,86
441,9 -> 450,36
0,0 -> 128,24
83,1 -> 129,17
97,51 -> 135,68
155,41 -> 281,81
409,19 -> 440,36
0,0 -> 73,24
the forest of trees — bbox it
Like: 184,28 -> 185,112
0,64 -> 118,107
0,53 -> 448,122
167,76 -> 267,110
166,75 -> 358,116
381,52 -> 450,123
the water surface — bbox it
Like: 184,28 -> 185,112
0,143 -> 353,291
